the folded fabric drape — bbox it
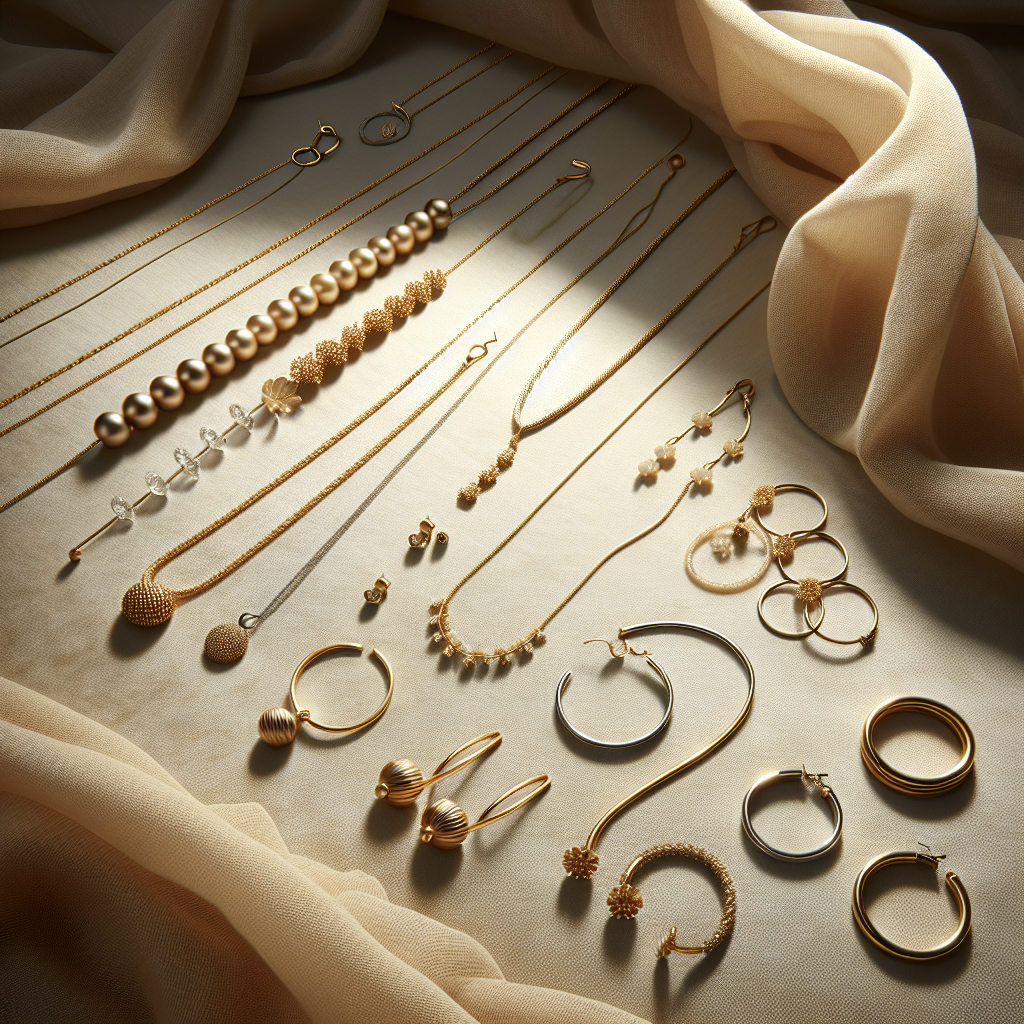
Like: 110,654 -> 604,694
0,676 -> 648,1024
1,0 -> 1020,569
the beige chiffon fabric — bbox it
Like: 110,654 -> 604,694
0,676 -> 647,1024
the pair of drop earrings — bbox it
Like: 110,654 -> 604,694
374,731 -> 550,849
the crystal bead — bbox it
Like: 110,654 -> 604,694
429,615 -> 439,626
710,531 -> 733,557
638,458 -> 658,477
145,472 -> 168,496
111,496 -> 135,521
229,404 -> 254,431
723,438 -> 743,457
429,598 -> 443,612
174,447 -> 201,479
690,466 -> 712,486
692,411 -> 713,430
522,642 -> 534,654
463,655 -> 475,668
199,426 -> 225,450
654,443 -> 676,462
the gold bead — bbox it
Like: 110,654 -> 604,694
419,798 -> 470,849
93,411 -> 131,447
258,706 -> 299,747
376,758 -> 424,806
329,259 -> 359,291
267,298 -> 299,331
404,280 -> 430,306
246,314 -> 278,345
225,328 -> 258,362
422,268 -> 447,293
202,342 -> 236,377
405,210 -> 434,243
385,293 -> 415,319
122,392 -> 159,429
122,579 -> 176,626
458,482 -> 481,502
342,323 -> 366,352
288,285 -> 319,317
204,623 -> 249,662
368,235 -> 397,267
349,247 -> 378,279
667,153 -> 686,170
289,352 -> 324,385
424,198 -> 452,229
386,223 -> 415,255
362,307 -> 393,334
149,375 -> 185,410
177,358 -> 212,394
309,272 -> 340,304
316,339 -> 348,367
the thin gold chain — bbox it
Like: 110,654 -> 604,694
0,65 -> 566,417
402,43 -> 497,105
408,49 -> 514,117
434,280 -> 772,664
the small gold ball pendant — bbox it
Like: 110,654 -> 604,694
375,759 -> 424,806
122,580 -> 176,626
419,798 -> 470,849
258,706 -> 298,746
204,623 -> 249,662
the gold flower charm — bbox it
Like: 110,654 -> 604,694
262,377 -> 301,416
732,519 -> 750,541
751,484 -> 775,510
563,846 -> 600,879
607,882 -> 644,920
773,534 -> 796,560
656,926 -> 678,959
795,578 -> 823,604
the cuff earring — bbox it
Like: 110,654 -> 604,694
363,575 -> 391,604
606,843 -> 736,957
257,643 -> 393,747
555,638 -> 674,748
741,766 -> 843,861
375,731 -> 502,806
853,844 -> 971,960
861,696 -> 975,796
409,517 -> 435,547
420,774 -> 550,849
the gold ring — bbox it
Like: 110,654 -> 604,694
803,581 -> 878,646
757,579 -> 826,639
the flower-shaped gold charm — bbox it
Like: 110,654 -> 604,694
773,534 -> 796,560
795,578 -> 823,604
751,484 -> 775,510
607,882 -> 644,919
262,377 -> 302,416
563,846 -> 600,879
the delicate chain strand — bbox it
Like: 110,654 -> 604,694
0,440 -> 101,515
408,50 -> 514,117
401,43 -> 497,105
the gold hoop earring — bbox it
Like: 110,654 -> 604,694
257,643 -> 393,746
606,843 -> 736,957
419,774 -> 550,849
375,731 -> 502,806
861,696 -> 974,796
750,482 -> 828,541
853,844 -> 971,960
409,518 -> 435,547
363,575 -> 391,604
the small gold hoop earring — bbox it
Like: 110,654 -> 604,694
853,844 -> 971,960
363,575 -> 390,604
606,843 -> 736,958
419,774 -> 550,849
375,731 -> 502,807
257,643 -> 394,746
409,518 -> 435,547
803,581 -> 878,646
749,482 -> 828,539
861,696 -> 975,796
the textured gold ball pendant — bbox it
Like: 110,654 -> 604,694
258,706 -> 299,746
204,623 -> 249,662
375,758 -> 425,806
121,580 -> 177,626
419,798 -> 470,849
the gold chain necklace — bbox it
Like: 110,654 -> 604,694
456,174 -> 774,502
118,147 -> 686,628
430,275 -> 773,669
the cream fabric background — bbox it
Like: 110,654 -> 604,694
1,9 -> 1023,1024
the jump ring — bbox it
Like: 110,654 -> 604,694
803,581 -> 878,646
758,580 -> 826,639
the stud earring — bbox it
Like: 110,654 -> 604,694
363,576 -> 390,604
409,518 -> 435,547
375,731 -> 502,806
419,774 -> 550,849
435,530 -> 449,546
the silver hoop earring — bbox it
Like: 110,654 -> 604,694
742,766 -> 843,861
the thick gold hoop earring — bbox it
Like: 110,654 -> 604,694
257,643 -> 394,746
853,845 -> 971,960
419,774 -> 550,849
375,731 -> 502,807
861,696 -> 974,796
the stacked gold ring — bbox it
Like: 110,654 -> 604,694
861,696 -> 975,797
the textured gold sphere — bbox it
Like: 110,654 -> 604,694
405,210 -> 434,242
177,358 -> 212,394
122,580 -> 177,626
329,259 -> 359,290
258,706 -> 298,747
419,798 -> 470,849
368,235 -> 397,267
150,375 -> 186,410
122,392 -> 159,429
225,328 -> 259,362
93,411 -> 131,447
376,758 -> 425,806
246,314 -> 279,345
288,285 -> 319,317
202,342 -> 236,377
204,622 -> 249,662
349,247 -> 378,279
386,223 -> 415,255
424,198 -> 452,229
309,272 -> 340,304
267,298 -> 299,330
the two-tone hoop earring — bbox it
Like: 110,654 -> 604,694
853,844 -> 971,960
742,767 -> 843,861
861,696 -> 975,796
419,774 -> 550,849
375,731 -> 502,806
554,638 -> 674,748
606,843 -> 736,958
257,643 -> 393,746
